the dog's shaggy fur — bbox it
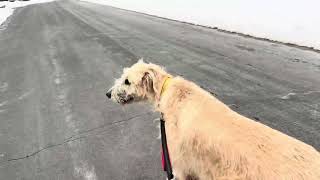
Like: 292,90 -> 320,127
107,60 -> 320,180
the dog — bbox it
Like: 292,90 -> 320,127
106,59 -> 320,180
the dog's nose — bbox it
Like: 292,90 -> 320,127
106,89 -> 112,99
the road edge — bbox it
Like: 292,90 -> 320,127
80,0 -> 320,54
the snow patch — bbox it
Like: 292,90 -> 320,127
81,0 -> 320,49
18,89 -> 34,100
65,114 -> 73,123
0,0 -> 55,26
57,93 -> 66,100
280,91 -> 320,100
0,100 -> 8,107
312,104 -> 319,118
0,82 -> 8,92
75,162 -> 98,180
280,93 -> 297,100
54,78 -> 61,84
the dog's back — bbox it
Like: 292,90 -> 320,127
160,77 -> 320,180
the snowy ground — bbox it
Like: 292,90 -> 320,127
81,0 -> 320,50
0,0 -> 55,26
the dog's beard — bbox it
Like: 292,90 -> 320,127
116,94 -> 135,105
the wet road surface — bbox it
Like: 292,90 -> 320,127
0,0 -> 319,179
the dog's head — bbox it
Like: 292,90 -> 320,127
106,59 -> 169,105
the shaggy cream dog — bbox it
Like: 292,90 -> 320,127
106,60 -> 320,180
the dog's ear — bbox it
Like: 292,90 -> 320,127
142,69 -> 163,100
137,58 -> 144,63
142,72 -> 154,95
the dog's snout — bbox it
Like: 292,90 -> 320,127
106,89 -> 112,99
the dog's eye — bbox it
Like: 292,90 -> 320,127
124,79 -> 131,85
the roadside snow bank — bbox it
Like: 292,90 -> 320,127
0,3 -> 13,26
0,0 -> 55,26
81,0 -> 320,50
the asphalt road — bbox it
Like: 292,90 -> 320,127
0,0 -> 319,179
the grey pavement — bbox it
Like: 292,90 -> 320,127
0,0 -> 319,179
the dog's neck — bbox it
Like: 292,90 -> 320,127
152,75 -> 172,109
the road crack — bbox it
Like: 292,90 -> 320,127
0,112 -> 152,165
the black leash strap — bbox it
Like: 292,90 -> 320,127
160,115 -> 174,179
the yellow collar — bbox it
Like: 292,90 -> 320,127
160,76 -> 172,97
